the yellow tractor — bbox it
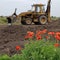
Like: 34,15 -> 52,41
19,0 -> 51,25
7,0 -> 51,25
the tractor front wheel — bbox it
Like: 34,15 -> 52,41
25,18 -> 32,25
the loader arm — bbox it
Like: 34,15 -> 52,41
46,0 -> 51,22
12,8 -> 17,16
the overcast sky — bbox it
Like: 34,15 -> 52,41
0,0 -> 60,17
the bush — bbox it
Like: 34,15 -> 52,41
20,40 -> 60,60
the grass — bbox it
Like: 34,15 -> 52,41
0,17 -> 7,25
0,16 -> 20,25
51,16 -> 60,20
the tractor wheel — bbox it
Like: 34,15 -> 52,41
25,18 -> 32,25
39,15 -> 47,25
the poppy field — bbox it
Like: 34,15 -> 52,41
24,30 -> 60,47
0,20 -> 60,60
0,29 -> 60,60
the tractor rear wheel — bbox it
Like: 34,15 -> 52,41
25,18 -> 32,25
39,15 -> 47,25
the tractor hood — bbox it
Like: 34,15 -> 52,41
19,11 -> 32,16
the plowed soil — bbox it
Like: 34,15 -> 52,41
0,20 -> 60,56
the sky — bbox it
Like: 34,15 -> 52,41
0,0 -> 60,17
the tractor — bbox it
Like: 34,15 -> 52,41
7,0 -> 51,25
19,0 -> 51,25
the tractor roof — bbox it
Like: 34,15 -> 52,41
32,4 -> 45,6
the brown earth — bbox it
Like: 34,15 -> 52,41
0,20 -> 60,56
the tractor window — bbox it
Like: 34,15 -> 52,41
37,7 -> 40,12
32,5 -> 45,13
40,6 -> 45,13
32,6 -> 40,12
35,6 -> 45,13
31,6 -> 35,12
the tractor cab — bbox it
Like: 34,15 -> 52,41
32,4 -> 45,13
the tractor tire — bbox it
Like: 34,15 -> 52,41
25,18 -> 32,25
39,15 -> 47,25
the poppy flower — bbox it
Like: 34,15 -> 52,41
36,35 -> 42,40
16,46 -> 21,50
27,31 -> 34,38
55,35 -> 60,40
36,30 -> 43,35
42,29 -> 47,34
54,43 -> 60,47
27,31 -> 34,35
55,32 -> 60,35
55,32 -> 60,40
48,32 -> 55,35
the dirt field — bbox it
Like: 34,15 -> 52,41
0,20 -> 60,56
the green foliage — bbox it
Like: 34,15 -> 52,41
0,54 -> 10,60
0,40 -> 60,60
51,16 -> 60,20
0,17 -> 7,24
11,54 -> 22,60
20,40 -> 60,60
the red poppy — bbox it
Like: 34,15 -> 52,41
42,29 -> 47,34
36,30 -> 43,35
55,35 -> 60,40
36,35 -> 42,40
48,32 -> 55,35
16,46 -> 21,50
27,31 -> 34,38
55,32 -> 60,35
55,32 -> 60,40
54,43 -> 60,47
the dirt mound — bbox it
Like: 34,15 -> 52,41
0,20 -> 60,56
